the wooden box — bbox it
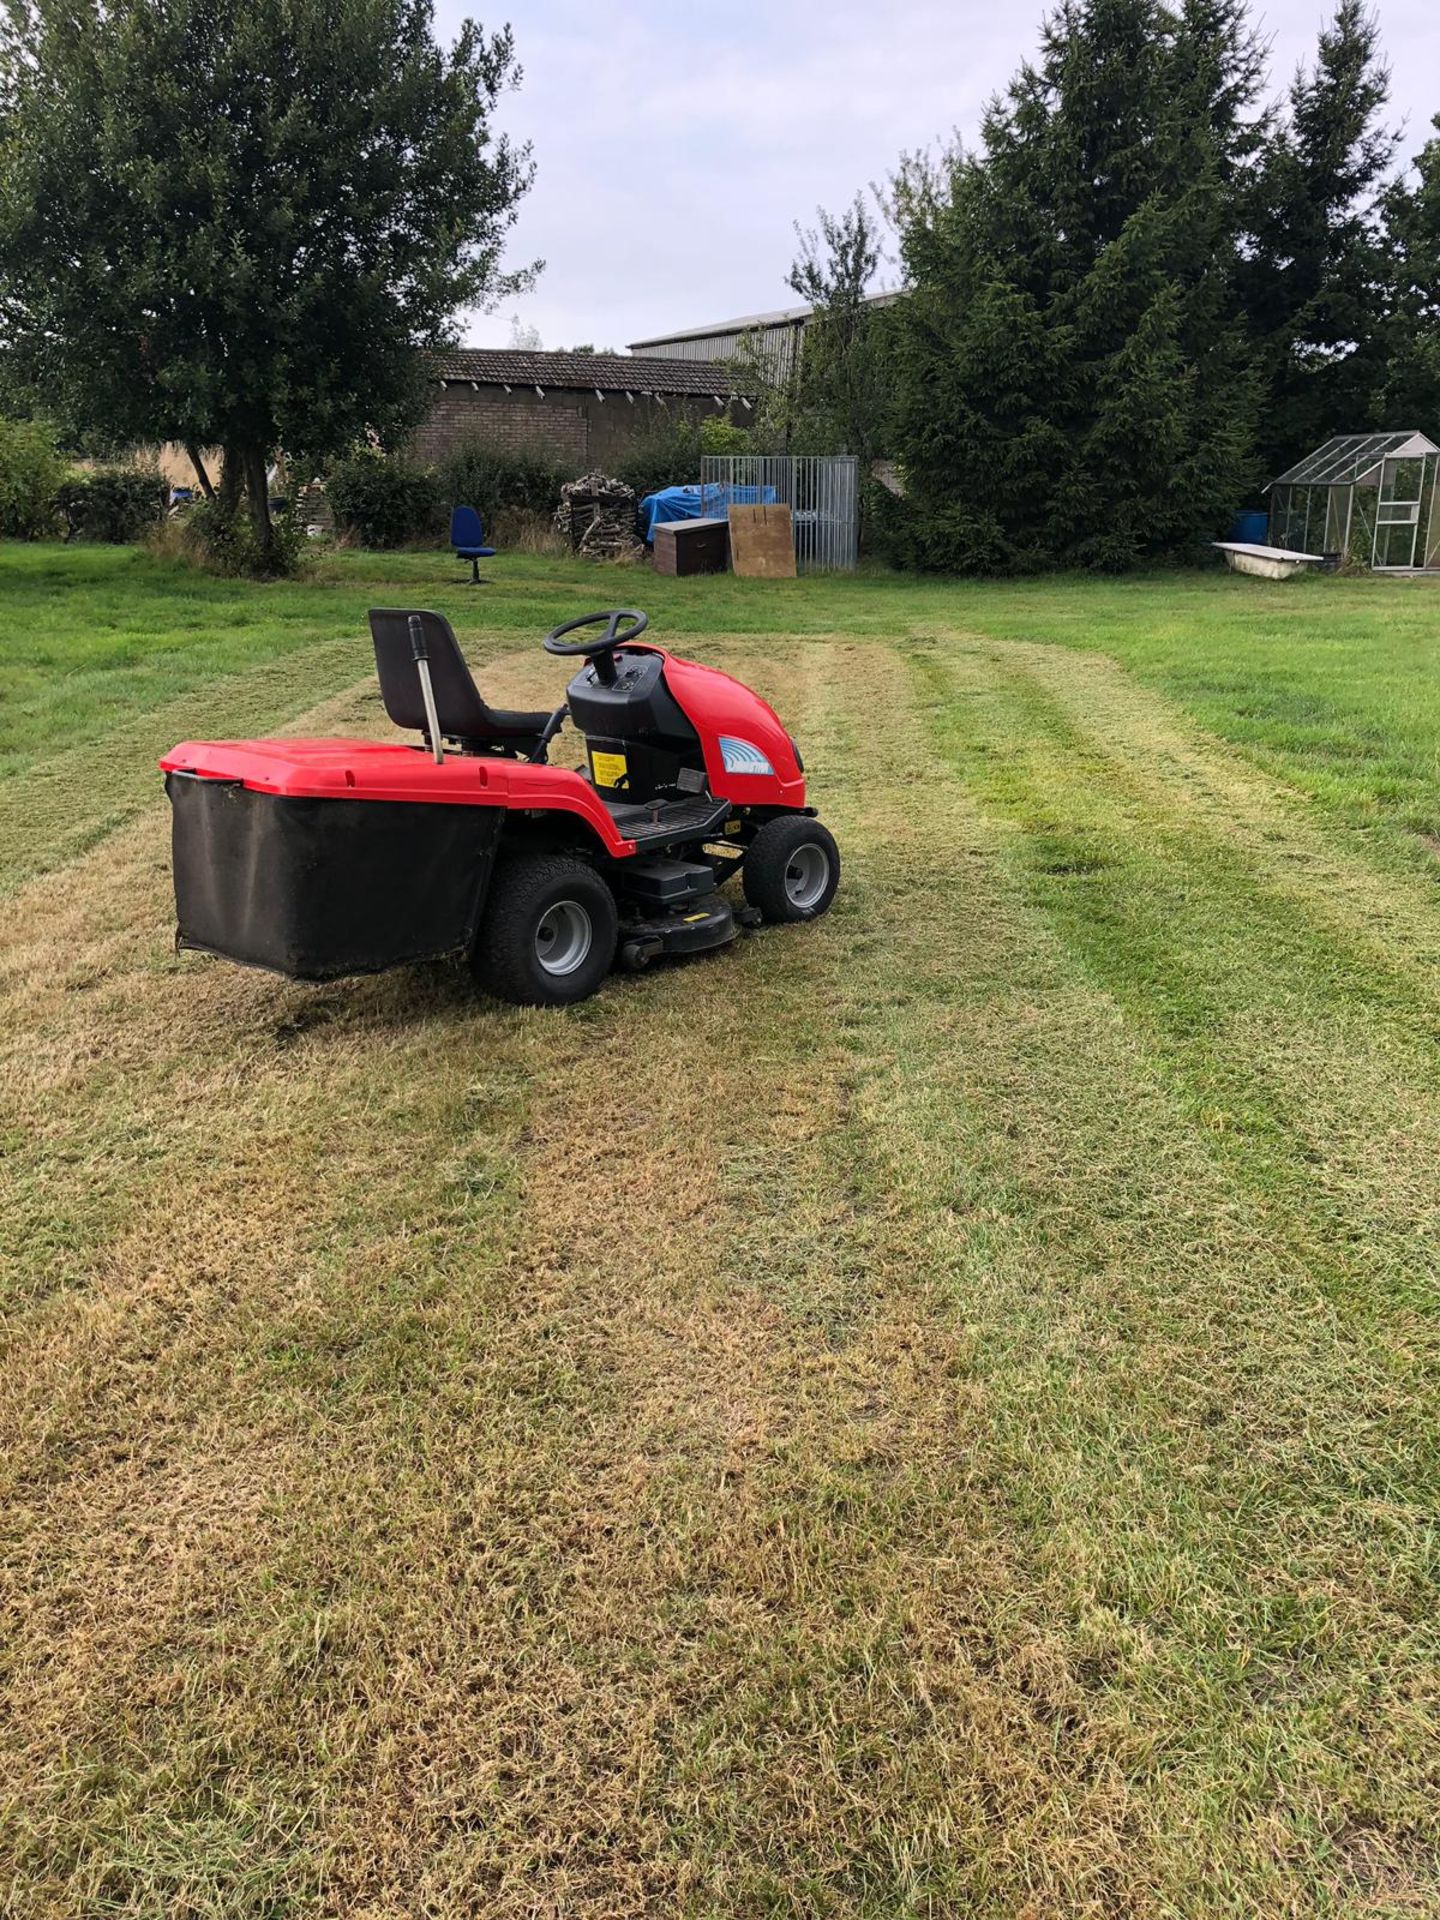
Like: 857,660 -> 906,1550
654,516 -> 730,576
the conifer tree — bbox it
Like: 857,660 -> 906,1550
1240,1 -> 1397,476
1376,120 -> 1440,428
888,0 -> 1262,572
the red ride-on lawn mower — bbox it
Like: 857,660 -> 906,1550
161,608 -> 840,1006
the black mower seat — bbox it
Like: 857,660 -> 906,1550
369,608 -> 550,752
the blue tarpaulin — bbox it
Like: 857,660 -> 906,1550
639,482 -> 778,543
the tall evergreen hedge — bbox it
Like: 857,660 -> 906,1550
886,0 -> 1265,571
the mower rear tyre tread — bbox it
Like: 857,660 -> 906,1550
471,854 -> 618,1007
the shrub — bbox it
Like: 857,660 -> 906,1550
178,498 -> 306,577
697,413 -> 755,457
613,414 -> 756,505
326,450 -> 444,547
612,421 -> 702,504
325,424 -> 760,550
438,442 -> 567,523
0,416 -> 66,538
865,484 -> 1016,575
55,464 -> 167,542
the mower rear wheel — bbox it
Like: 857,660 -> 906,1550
742,816 -> 840,924
471,854 -> 618,1006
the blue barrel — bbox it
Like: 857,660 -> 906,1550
1228,509 -> 1269,543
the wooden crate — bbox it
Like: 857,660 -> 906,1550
653,516 -> 730,576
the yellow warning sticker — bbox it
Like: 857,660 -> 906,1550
590,749 -> 628,790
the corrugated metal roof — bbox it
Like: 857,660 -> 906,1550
431,348 -> 753,396
627,291 -> 900,352
628,305 -> 813,349
1271,431 -> 1440,487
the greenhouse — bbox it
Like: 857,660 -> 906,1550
1267,431 -> 1440,571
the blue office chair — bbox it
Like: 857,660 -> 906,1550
450,504 -> 496,585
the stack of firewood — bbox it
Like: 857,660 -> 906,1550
554,471 -> 642,562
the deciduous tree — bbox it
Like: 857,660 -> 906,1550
0,0 -> 536,570
782,197 -> 896,464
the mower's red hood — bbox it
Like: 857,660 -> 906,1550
162,737 -> 504,802
160,738 -> 637,851
656,650 -> 807,809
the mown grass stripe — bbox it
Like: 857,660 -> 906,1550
910,640 -> 1440,1293
2,623 -> 1437,1916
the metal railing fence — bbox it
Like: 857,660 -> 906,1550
699,454 -> 859,572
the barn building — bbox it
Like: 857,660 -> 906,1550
411,348 -> 755,470
628,293 -> 900,388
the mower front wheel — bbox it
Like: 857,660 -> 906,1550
742,816 -> 841,924
471,854 -> 618,1006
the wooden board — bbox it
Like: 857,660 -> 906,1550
727,503 -> 796,579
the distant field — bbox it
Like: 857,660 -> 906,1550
2,543 -> 1438,1917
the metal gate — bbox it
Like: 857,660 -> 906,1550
699,455 -> 859,572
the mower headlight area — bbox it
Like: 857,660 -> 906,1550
719,735 -> 774,777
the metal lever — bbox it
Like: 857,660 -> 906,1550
408,614 -> 445,765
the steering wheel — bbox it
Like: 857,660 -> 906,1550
543,609 -> 648,683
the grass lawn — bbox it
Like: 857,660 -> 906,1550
2,542 -> 1438,1917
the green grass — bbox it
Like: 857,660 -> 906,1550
6,540 -> 1439,842
1,542 -> 1438,1917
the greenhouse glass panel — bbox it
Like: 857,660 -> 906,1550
1306,486 -> 1327,548
1348,489 -> 1379,568
1269,487 -> 1297,548
1384,458 -> 1425,503
1289,490 -> 1310,548
1424,461 -> 1440,568
1375,520 -> 1418,568
1273,432 -> 1435,487
1324,488 -> 1348,553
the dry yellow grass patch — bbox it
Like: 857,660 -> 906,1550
2,628 -> 1437,1918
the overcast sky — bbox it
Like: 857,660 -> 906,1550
436,0 -> 1440,354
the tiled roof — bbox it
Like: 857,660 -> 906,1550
431,348 -> 755,396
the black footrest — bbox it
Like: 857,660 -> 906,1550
605,794 -> 731,847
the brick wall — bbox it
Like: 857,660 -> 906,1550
410,387 -> 589,467
409,383 -> 748,471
